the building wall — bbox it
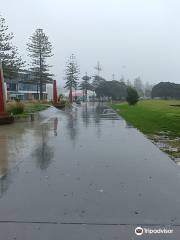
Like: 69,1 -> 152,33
5,80 -> 49,100
46,84 -> 53,101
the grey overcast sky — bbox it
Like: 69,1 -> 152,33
1,0 -> 180,86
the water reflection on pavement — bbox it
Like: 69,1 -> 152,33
0,103 -> 180,239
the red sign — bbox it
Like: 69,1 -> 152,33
0,66 -> 5,113
53,80 -> 58,104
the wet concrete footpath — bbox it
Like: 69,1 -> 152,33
0,103 -> 180,239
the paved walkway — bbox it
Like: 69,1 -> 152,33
0,103 -> 180,239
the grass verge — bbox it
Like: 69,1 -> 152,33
23,102 -> 50,114
111,100 -> 180,159
7,101 -> 51,117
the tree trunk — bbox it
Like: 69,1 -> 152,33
53,80 -> 58,104
69,87 -> 73,103
85,89 -> 87,101
40,79 -> 43,100
39,50 -> 43,100
36,84 -> 39,100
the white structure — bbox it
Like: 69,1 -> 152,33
4,82 -> 7,100
46,84 -> 53,101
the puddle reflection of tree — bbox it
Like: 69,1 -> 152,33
0,124 -> 40,198
66,108 -> 79,145
79,103 -> 103,138
53,117 -> 58,136
33,124 -> 54,170
0,174 -> 12,198
0,136 -> 13,198
94,103 -> 106,138
81,103 -> 90,128
94,103 -> 120,136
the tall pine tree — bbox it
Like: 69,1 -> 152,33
0,15 -> 24,79
27,28 -> 53,100
79,73 -> 92,101
65,54 -> 80,102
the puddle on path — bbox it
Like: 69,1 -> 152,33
0,103 -> 180,226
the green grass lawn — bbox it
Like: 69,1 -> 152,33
112,100 -> 180,137
7,101 -> 51,117
24,102 -> 50,114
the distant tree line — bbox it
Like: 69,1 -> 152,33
152,82 -> 180,99
92,76 -> 127,100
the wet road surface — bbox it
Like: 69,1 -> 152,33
0,103 -> 180,239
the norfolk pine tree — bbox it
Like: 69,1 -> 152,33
0,15 -> 24,79
79,73 -> 91,101
65,54 -> 80,103
27,28 -> 53,100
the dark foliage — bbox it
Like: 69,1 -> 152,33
94,78 -> 127,100
151,82 -> 180,99
0,15 -> 24,79
79,74 -> 93,100
126,86 -> 139,105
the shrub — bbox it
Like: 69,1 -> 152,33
40,100 -> 49,104
126,86 -> 139,105
7,101 -> 25,115
60,99 -> 66,105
